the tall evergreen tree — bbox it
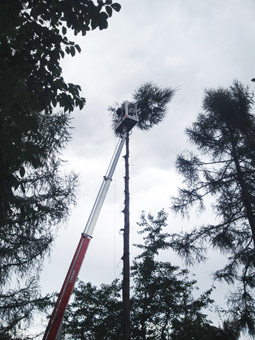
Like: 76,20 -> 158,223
63,210 -> 221,340
131,210 -> 215,340
171,81 -> 255,335
0,112 -> 76,336
63,280 -> 122,340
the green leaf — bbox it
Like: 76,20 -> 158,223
106,6 -> 113,17
31,157 -> 41,169
111,3 -> 121,12
62,26 -> 67,35
91,18 -> 99,30
98,12 -> 108,30
75,44 -> 81,53
20,183 -> 26,194
70,46 -> 75,57
79,102 -> 83,110
20,167 -> 25,178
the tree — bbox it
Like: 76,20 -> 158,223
212,320 -> 241,340
111,82 -> 175,132
0,0 -> 121,112
0,112 -> 77,336
63,280 -> 122,340
0,0 -> 121,211
170,81 -> 255,335
110,82 -> 175,339
131,210 -> 216,340
0,0 -> 121,225
133,82 -> 175,130
0,0 -> 120,335
63,210 -> 221,340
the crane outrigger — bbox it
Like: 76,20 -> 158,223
43,102 -> 137,340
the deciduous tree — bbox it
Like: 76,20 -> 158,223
0,0 -> 121,210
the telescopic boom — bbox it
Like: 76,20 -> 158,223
43,136 -> 125,340
43,102 -> 137,340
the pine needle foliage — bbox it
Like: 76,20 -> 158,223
133,82 -> 175,131
171,81 -> 255,335
0,112 -> 77,336
110,82 -> 175,133
63,211 -> 220,340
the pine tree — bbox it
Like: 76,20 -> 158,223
171,81 -> 255,335
0,112 -> 76,336
63,210 -> 220,340
63,280 -> 122,340
131,210 -> 215,340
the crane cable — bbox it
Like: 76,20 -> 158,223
113,134 -> 117,280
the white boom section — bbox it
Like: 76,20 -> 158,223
83,135 -> 126,237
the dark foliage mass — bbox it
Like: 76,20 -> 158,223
0,112 -> 77,336
63,280 -> 122,340
62,211 -> 234,340
0,0 -> 120,200
133,82 -> 175,130
0,0 -> 120,336
171,81 -> 255,335
110,82 -> 175,134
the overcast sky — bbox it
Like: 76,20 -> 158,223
38,1 -> 255,338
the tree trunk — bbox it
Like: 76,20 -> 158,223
122,131 -> 131,340
231,135 -> 255,247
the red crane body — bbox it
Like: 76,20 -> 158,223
43,235 -> 90,340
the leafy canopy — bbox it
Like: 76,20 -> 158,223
0,0 -> 121,207
0,0 -> 121,115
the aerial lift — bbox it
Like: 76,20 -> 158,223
43,102 -> 137,340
